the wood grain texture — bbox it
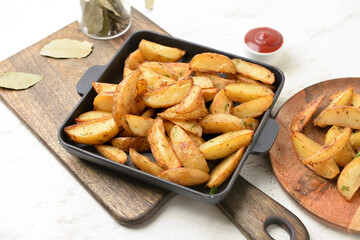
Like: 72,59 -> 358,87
269,78 -> 360,234
0,8 -> 174,225
218,176 -> 309,240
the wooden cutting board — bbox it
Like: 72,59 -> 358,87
0,8 -> 309,239
269,78 -> 360,234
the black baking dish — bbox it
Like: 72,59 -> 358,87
58,30 -> 284,204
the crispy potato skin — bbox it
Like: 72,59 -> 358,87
129,148 -> 164,176
110,137 -> 150,153
190,53 -> 236,74
95,145 -> 127,164
139,39 -> 186,62
337,157 -> 360,201
232,58 -> 275,84
158,168 -> 210,186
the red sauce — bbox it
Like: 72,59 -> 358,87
244,27 -> 283,53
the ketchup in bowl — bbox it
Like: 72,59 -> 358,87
245,27 -> 283,53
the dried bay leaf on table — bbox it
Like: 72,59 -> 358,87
40,39 -> 93,59
0,72 -> 43,90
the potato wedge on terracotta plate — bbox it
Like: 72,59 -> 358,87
94,144 -> 127,164
65,116 -> 120,145
350,93 -> 360,108
302,127 -> 351,165
337,156 -> 360,201
232,58 -> 275,84
170,125 -> 209,172
190,53 -> 236,74
139,39 -> 186,62
290,95 -> 326,133
158,167 -> 210,186
314,106 -> 360,129
148,117 -> 182,169
206,147 -> 245,188
291,132 -> 339,179
199,129 -> 254,160
129,148 -> 164,176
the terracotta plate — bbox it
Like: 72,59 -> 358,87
269,78 -> 360,234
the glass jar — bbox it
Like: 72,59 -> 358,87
79,0 -> 131,40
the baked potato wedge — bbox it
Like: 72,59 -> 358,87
194,72 -> 235,90
110,136 -> 150,153
175,85 -> 203,114
139,66 -> 176,90
92,82 -> 117,94
350,131 -> 360,151
142,78 -> 193,108
159,96 -> 208,120
231,95 -> 273,119
314,106 -> 360,129
302,127 -> 351,165
291,132 -> 339,179
163,62 -> 192,79
202,88 -> 219,102
94,144 -> 127,164
290,95 -> 326,133
139,39 -> 186,62
170,125 -> 209,172
190,53 -> 236,74
124,49 -> 146,70
209,89 -> 233,114
199,129 -> 254,160
65,116 -> 120,145
129,148 -> 164,176
125,114 -> 155,137
148,117 -> 182,169
93,92 -> 114,112
75,110 -> 112,123
224,83 -> 274,102
199,113 -> 247,134
232,58 -> 275,84
158,167 -> 210,186
350,93 -> 360,108
206,147 -> 245,188
337,156 -> 360,201
232,73 -> 276,91
192,76 -> 214,89
169,119 -> 202,137
140,61 -> 177,79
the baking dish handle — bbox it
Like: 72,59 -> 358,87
76,65 -> 106,96
251,118 -> 279,155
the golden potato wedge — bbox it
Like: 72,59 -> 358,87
140,108 -> 156,118
242,118 -> 259,131
139,39 -> 186,62
325,126 -> 355,167
163,121 -> 205,146
199,130 -> 254,160
158,167 -> 210,186
124,49 -> 146,70
209,89 -> 233,114
140,61 -> 177,79
350,93 -> 360,108
139,66 -> 176,90
169,119 -> 202,137
125,114 -> 155,137
159,96 -> 208,121
337,156 -> 360,201
291,132 -> 339,179
206,147 -> 245,188
110,136 -> 150,153
92,82 -> 117,94
290,95 -> 326,133
231,95 -> 273,119
112,70 -> 141,130
129,148 -> 163,176
192,76 -> 214,89
194,72 -> 235,90
170,125 -> 209,172
350,131 -> 360,151
93,92 -> 114,112
148,117 -> 182,169
202,88 -> 219,102
176,85 -> 203,114
302,127 -> 351,165
224,83 -> 274,102
232,58 -> 274,84
65,116 -> 120,145
123,67 -> 133,79
313,106 -> 360,129
199,113 -> 247,134
75,110 -> 112,123
163,62 -> 192,79
94,144 -> 127,164
142,78 -> 193,108
190,53 -> 236,74
233,73 -> 276,91
315,87 -> 354,127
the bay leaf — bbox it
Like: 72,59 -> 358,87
83,0 -> 104,34
40,39 -> 93,59
96,0 -> 121,16
145,0 -> 154,10
0,72 -> 43,90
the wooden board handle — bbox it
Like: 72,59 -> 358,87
217,176 -> 309,240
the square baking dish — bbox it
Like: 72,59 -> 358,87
58,30 -> 284,204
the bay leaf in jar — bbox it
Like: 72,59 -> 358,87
83,0 -> 104,34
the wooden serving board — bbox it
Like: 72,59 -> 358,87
269,78 -> 360,234
0,8 -> 309,239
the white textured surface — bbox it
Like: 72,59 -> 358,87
1,0 -> 360,239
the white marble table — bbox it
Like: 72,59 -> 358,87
1,1 -> 359,239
